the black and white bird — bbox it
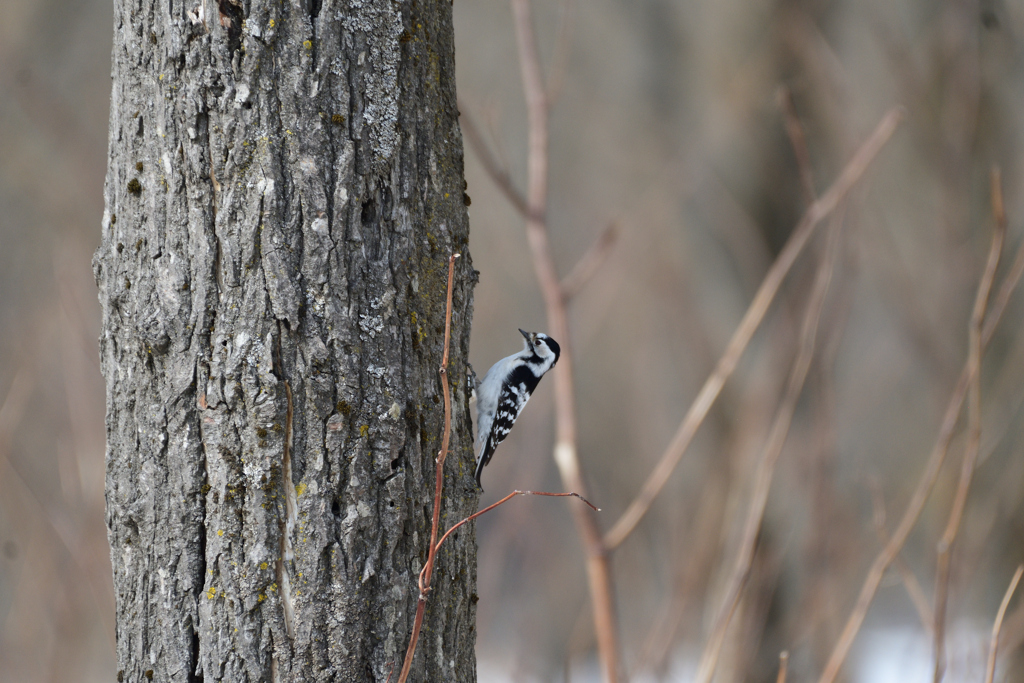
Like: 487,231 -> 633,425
474,329 -> 561,488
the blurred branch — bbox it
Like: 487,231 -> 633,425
546,0 -> 575,103
866,14 -> 925,134
632,478 -> 723,678
634,584 -> 687,678
932,167 -> 1006,683
869,478 -> 934,636
817,171 -> 1023,683
865,213 -> 958,378
604,107 -> 904,550
0,367 -> 117,648
985,565 -> 1024,683
776,651 -> 790,683
0,370 -> 32,437
1000,601 -> 1024,664
509,0 -> 620,679
560,221 -> 618,299
982,222 -> 1024,345
694,210 -> 841,683
397,253 -> 459,683
564,595 -> 594,679
777,86 -> 816,205
782,9 -> 854,152
53,243 -> 101,372
459,102 -> 530,216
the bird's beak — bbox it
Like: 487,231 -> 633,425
519,328 -> 534,346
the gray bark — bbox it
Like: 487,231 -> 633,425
93,0 -> 477,680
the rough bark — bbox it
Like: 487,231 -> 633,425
93,0 -> 477,680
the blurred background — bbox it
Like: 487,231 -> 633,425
3,0 -> 1024,681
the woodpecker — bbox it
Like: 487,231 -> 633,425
474,329 -> 560,488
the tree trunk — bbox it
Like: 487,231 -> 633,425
93,0 -> 476,680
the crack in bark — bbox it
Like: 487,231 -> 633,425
278,373 -> 297,641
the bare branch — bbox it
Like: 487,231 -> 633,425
604,107 -> 904,550
777,86 -> 816,205
694,210 -> 841,683
984,566 -> 1024,683
546,0 -> 575,104
0,370 -> 33,437
869,479 -> 934,636
561,221 -> 618,299
432,489 -> 598,556
982,173 -> 1021,345
459,102 -> 530,216
632,475 -> 724,678
817,169 -> 1022,683
510,0 -> 619,679
932,167 -> 1006,683
776,651 -> 790,683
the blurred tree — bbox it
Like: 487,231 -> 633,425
92,0 -> 477,680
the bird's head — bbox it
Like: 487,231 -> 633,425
519,329 -> 561,366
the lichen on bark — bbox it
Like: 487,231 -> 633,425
94,0 -> 478,680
